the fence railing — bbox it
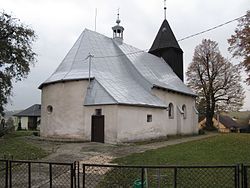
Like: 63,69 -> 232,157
1,160 -> 249,188
0,159 -> 75,188
82,164 -> 247,188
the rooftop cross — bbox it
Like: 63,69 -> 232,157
116,8 -> 120,25
164,0 -> 166,20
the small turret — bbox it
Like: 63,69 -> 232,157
112,10 -> 124,43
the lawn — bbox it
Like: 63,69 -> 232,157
0,131 -> 48,160
113,133 -> 250,165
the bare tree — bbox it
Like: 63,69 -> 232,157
186,39 -> 245,130
228,10 -> 250,84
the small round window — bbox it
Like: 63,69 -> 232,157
47,105 -> 53,114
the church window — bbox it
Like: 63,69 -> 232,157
95,109 -> 102,116
168,103 -> 174,119
147,114 -> 152,122
47,105 -> 53,114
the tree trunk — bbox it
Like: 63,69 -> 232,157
205,104 -> 216,131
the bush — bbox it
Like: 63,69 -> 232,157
33,131 -> 40,136
198,129 -> 205,135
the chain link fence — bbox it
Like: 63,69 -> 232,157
0,160 -> 75,188
82,164 -> 242,188
243,165 -> 250,188
1,160 -> 249,187
0,160 -> 8,188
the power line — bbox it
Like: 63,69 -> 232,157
93,50 -> 146,59
178,14 -> 246,42
85,14 -> 246,59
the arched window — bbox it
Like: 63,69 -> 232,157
182,104 -> 187,119
168,103 -> 174,119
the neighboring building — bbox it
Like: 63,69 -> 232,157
199,115 -> 241,133
14,104 -> 41,130
3,110 -> 21,128
39,15 -> 198,143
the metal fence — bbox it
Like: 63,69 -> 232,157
243,165 -> 250,188
82,164 -> 246,188
1,160 -> 250,188
0,160 -> 76,188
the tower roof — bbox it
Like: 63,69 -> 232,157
149,19 -> 183,53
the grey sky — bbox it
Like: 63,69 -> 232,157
1,0 -> 250,111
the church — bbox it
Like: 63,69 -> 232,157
39,13 -> 198,143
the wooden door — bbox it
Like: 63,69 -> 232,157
91,115 -> 104,143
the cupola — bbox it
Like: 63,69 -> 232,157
112,11 -> 124,43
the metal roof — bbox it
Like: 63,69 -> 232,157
40,29 -> 196,108
14,104 -> 41,117
149,19 -> 182,53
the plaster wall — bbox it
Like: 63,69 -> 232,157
40,80 -> 88,140
152,89 -> 198,135
21,117 -> 28,130
83,105 -> 118,143
116,105 -> 168,142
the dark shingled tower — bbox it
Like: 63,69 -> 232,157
148,19 -> 184,81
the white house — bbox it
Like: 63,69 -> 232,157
14,104 -> 41,130
39,15 -> 198,143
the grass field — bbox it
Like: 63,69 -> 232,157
113,133 -> 250,165
0,131 -> 48,160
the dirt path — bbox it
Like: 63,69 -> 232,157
28,133 -> 218,164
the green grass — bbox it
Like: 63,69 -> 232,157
0,131 -> 48,160
113,133 -> 250,165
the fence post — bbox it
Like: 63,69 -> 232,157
73,162 -> 76,188
235,165 -> 240,188
77,162 -> 80,188
82,164 -> 85,188
5,160 -> 8,188
141,167 -> 144,188
244,165 -> 248,188
174,167 -> 177,188
9,161 -> 12,188
49,163 -> 52,188
70,163 -> 74,188
28,162 -> 31,188
241,164 -> 244,188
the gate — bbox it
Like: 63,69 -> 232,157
91,115 -> 104,143
0,160 -> 76,188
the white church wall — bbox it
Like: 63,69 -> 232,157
40,80 -> 88,140
116,105 -> 169,142
83,105 -> 118,143
152,89 -> 198,135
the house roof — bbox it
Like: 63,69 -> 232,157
148,19 -> 182,53
39,29 -> 196,108
14,104 -> 41,117
217,115 -> 240,129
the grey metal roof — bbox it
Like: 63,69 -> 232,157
14,104 -> 41,117
40,29 -> 196,108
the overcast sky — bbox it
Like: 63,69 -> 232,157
1,0 -> 250,111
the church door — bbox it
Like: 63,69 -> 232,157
91,115 -> 104,143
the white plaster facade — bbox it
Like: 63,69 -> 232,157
40,20 -> 199,143
20,117 -> 28,130
40,80 -> 198,143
